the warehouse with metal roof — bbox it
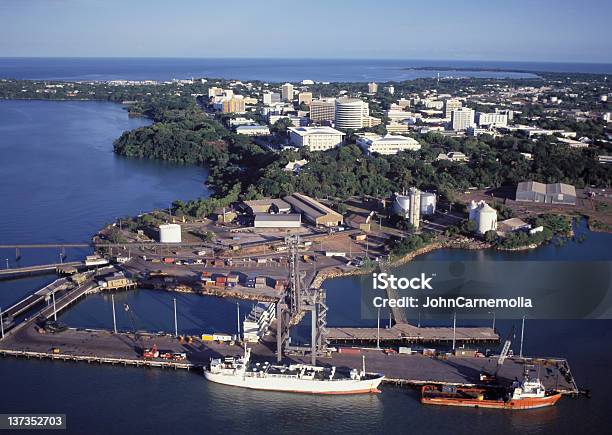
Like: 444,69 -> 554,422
515,181 -> 576,205
254,213 -> 302,228
283,193 -> 343,227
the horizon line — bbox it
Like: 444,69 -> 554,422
1,56 -> 611,65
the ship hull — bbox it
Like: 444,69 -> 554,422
422,392 -> 562,410
204,371 -> 383,395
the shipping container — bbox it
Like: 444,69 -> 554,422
162,257 -> 175,264
398,346 -> 412,355
201,334 -> 214,341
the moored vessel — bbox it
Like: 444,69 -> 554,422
204,348 -> 384,394
421,370 -> 562,410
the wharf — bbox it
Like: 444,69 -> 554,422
0,262 -> 82,280
0,326 -> 579,396
328,323 -> 499,345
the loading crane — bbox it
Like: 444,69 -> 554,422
480,326 -> 515,383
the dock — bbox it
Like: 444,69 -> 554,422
0,261 -> 82,280
328,323 -> 499,345
0,325 -> 579,396
2,278 -> 69,318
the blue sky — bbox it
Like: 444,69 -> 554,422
0,0 -> 610,62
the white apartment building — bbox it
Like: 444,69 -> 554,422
281,83 -> 294,101
356,133 -> 421,155
288,126 -> 345,151
262,92 -> 281,106
451,107 -> 475,131
444,98 -> 462,119
368,82 -> 378,93
476,112 -> 508,128
335,97 -> 369,129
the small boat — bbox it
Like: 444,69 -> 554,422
421,371 -> 562,410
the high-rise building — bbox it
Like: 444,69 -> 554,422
262,92 -> 281,106
368,82 -> 378,94
309,98 -> 336,123
298,92 -> 312,105
444,98 -> 462,119
335,97 -> 369,129
281,83 -> 294,101
451,107 -> 475,131
221,96 -> 246,114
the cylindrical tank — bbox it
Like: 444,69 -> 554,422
159,223 -> 182,243
393,194 -> 410,217
476,203 -> 497,234
420,192 -> 437,216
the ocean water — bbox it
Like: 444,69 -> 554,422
0,99 -> 611,434
3,57 -> 611,83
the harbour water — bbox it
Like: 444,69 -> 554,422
3,57 -> 612,83
1,98 -> 611,433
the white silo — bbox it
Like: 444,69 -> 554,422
408,187 -> 421,229
475,202 -> 497,235
159,223 -> 182,243
420,192 -> 437,216
392,193 -> 410,218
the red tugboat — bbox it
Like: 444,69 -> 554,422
421,371 -> 562,410
422,325 -> 562,410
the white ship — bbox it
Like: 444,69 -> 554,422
204,348 -> 384,394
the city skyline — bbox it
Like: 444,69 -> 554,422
1,0 -> 611,63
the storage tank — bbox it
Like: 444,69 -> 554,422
475,202 -> 497,235
159,223 -> 182,243
420,192 -> 437,216
392,193 -> 410,217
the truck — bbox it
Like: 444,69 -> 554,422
143,345 -> 159,359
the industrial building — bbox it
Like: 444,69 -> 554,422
243,198 -> 291,214
468,201 -> 498,235
515,181 -> 577,205
356,133 -> 421,155
288,126 -> 345,151
158,224 -> 181,243
283,193 -> 343,227
253,214 -> 302,228
497,217 -> 531,234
